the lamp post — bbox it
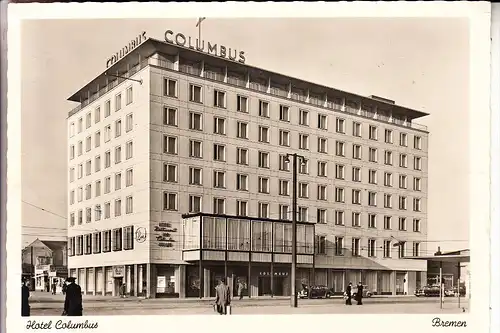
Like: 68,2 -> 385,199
285,153 -> 306,308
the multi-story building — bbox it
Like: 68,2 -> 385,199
66,34 -> 428,298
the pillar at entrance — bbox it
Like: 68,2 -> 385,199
133,264 -> 138,297
146,264 -> 151,299
389,271 -> 396,295
203,268 -> 210,298
93,267 -> 97,295
82,268 -> 87,295
175,265 -> 186,298
101,266 -> 106,295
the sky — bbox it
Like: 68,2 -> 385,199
21,18 -> 470,252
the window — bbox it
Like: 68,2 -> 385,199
279,105 -> 290,121
352,238 -> 361,256
236,174 -> 248,191
163,192 -> 178,211
385,151 -> 393,165
413,218 -> 421,232
413,242 -> 420,257
126,113 -> 133,132
77,187 -> 83,202
335,164 -> 345,179
259,100 -> 269,118
85,136 -> 91,152
399,175 -> 407,189
189,140 -> 202,158
383,240 -> 391,258
335,187 -> 345,203
213,144 -> 226,161
214,90 -> 226,108
104,177 -> 111,194
112,228 -> 123,251
369,148 -> 378,162
279,130 -> 290,146
352,144 -> 361,159
69,145 -> 75,160
317,114 -> 328,130
258,151 -> 269,168
258,202 -> 269,218
77,164 -> 83,179
213,117 -> 226,135
236,200 -> 248,216
85,207 -> 92,223
95,131 -> 101,148
189,167 -> 202,185
397,133 -> 409,149
299,134 -> 309,150
69,190 -> 75,205
414,177 -> 422,191
78,210 -> 83,224
279,180 -> 289,196
93,232 -> 101,254
414,136 -> 422,150
94,107 -> 101,124
384,172 -> 393,187
385,129 -> 393,143
368,214 -> 377,228
163,164 -> 177,183
77,141 -> 83,156
115,146 -> 122,164
85,184 -> 92,200
124,226 -> 134,250
279,155 -> 290,171
95,180 -> 101,197
104,125 -> 111,142
104,151 -> 111,168
115,93 -> 122,111
237,95 -> 248,112
103,230 -> 111,252
126,196 -> 133,214
299,109 -> 309,126
189,112 -> 203,131
384,194 -> 392,208
126,141 -> 133,159
399,154 -> 408,168
126,86 -> 133,105
352,167 -> 361,182
335,211 -> 344,226
279,205 -> 289,220
336,118 -> 345,133
399,217 -> 407,231
114,173 -> 122,191
399,196 -> 407,210
163,107 -> 177,126
384,216 -> 392,230
69,168 -> 75,183
368,192 -> 377,206
368,239 -> 376,257
318,137 -> 328,153
126,168 -> 133,187
352,189 -> 361,205
259,126 -> 269,143
237,121 -> 248,139
213,198 -> 225,214
369,126 -> 378,140
237,148 -> 248,165
413,198 -> 421,212
353,122 -> 361,137
335,237 -> 344,256
316,209 -> 327,224
84,234 -> 92,255
414,157 -> 422,171
164,136 -> 178,154
213,171 -> 225,188
336,141 -> 345,157
189,195 -> 202,213
298,207 -> 308,222
317,161 -> 327,177
259,177 -> 270,194
69,123 -> 75,138
398,241 -> 406,258
164,78 -> 177,97
297,182 -> 308,198
114,199 -> 122,217
85,160 -> 91,176
298,158 -> 308,174
316,235 -> 326,254
105,100 -> 111,117
93,156 -> 100,173
317,185 -> 327,201
78,118 -> 83,133
369,169 -> 377,184
189,84 -> 202,103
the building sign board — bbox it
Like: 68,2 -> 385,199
106,31 -> 147,68
154,222 -> 177,248
113,265 -> 125,278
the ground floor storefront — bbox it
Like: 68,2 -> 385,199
69,263 -> 426,298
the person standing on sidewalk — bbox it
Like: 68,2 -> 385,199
22,277 -> 30,317
355,282 -> 363,305
214,278 -> 231,315
63,277 -> 83,316
237,281 -> 244,300
120,283 -> 126,298
344,282 -> 352,305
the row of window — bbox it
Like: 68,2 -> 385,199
69,86 -> 133,138
69,196 -> 133,225
68,226 -> 134,256
163,136 -> 424,171
69,114 -> 133,161
162,105 -> 424,150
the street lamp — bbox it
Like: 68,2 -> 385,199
284,153 -> 306,308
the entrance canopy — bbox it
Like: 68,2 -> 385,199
403,254 -> 470,264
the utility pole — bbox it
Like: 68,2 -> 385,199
196,17 -> 206,43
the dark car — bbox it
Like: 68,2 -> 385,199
298,285 -> 333,299
415,285 -> 442,297
351,285 -> 373,299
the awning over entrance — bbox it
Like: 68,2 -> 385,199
403,254 -> 470,264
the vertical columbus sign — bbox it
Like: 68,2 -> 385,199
106,31 -> 147,68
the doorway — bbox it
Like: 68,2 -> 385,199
258,276 -> 285,296
114,277 -> 123,296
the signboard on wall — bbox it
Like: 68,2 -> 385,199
154,222 -> 177,248
113,265 -> 125,278
157,276 -> 166,289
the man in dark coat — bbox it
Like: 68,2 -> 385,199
63,277 -> 83,316
345,282 -> 352,305
214,278 -> 231,315
355,282 -> 364,305
22,278 -> 30,317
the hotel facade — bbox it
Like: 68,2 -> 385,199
66,34 -> 429,298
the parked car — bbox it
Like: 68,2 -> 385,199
298,285 -> 333,299
351,285 -> 373,299
415,285 -> 446,297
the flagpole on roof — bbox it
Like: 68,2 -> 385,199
196,17 -> 206,43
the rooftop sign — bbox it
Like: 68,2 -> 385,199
164,29 -> 246,64
106,31 -> 147,68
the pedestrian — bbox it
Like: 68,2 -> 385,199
22,277 -> 30,317
120,283 -> 126,298
237,281 -> 244,300
62,281 -> 67,295
63,277 -> 83,316
355,282 -> 364,305
344,282 -> 352,305
52,281 -> 57,295
214,278 -> 231,315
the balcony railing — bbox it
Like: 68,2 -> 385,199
290,92 -> 307,102
270,87 -> 288,98
204,70 -> 225,82
249,82 -> 267,93
179,64 -> 201,76
227,76 -> 247,88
